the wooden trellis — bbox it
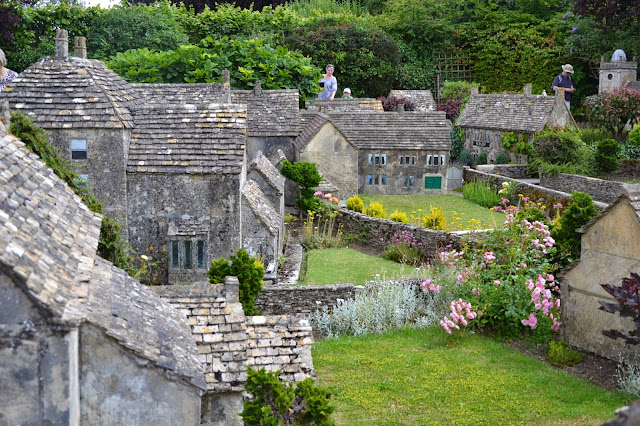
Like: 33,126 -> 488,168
433,51 -> 474,104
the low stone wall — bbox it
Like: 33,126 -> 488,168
256,284 -> 363,315
463,167 -> 609,210
246,315 -> 315,382
540,173 -> 626,204
334,207 -> 463,259
602,159 -> 640,182
476,164 -> 529,179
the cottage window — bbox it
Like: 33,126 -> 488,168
370,153 -> 387,165
171,241 -> 180,269
399,156 -> 404,165
184,241 -> 193,269
381,175 -> 387,185
409,176 -> 415,186
367,174 -> 373,185
374,174 -> 379,184
71,139 -> 87,160
441,155 -> 446,166
170,239 -> 207,269
369,154 -> 373,164
411,156 -> 415,165
196,241 -> 206,269
403,176 -> 408,187
427,155 -> 432,166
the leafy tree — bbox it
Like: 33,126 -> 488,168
574,0 -> 640,30
107,37 -> 322,103
284,20 -> 400,98
207,248 -> 264,315
584,88 -> 640,141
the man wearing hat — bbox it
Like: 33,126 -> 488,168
551,64 -> 575,109
342,88 -> 353,99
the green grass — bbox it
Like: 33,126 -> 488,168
313,327 -> 633,425
359,193 -> 500,230
299,248 -> 421,285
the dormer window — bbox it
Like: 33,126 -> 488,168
71,139 -> 87,159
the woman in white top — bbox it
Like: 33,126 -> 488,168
0,48 -> 18,92
318,64 -> 337,101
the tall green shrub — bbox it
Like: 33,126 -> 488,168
595,139 -> 619,173
462,181 -> 500,209
207,248 -> 264,315
550,191 -> 598,263
241,367 -> 334,425
279,160 -> 323,213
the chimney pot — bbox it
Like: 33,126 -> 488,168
523,83 -> 532,96
397,103 -> 405,117
55,29 -> 69,59
74,36 -> 87,59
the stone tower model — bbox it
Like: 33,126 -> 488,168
599,49 -> 637,93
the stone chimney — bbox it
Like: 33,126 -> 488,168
74,36 -> 87,59
555,87 -> 566,108
55,29 -> 68,59
523,83 -> 532,96
253,80 -> 262,96
397,103 -> 405,117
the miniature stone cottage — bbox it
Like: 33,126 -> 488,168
294,109 -> 452,197
599,49 -> 638,93
456,84 -> 576,164
2,30 -> 285,283
0,120 -> 205,424
560,185 -> 640,362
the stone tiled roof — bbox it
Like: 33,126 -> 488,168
231,89 -> 299,137
388,90 -> 436,111
0,133 -> 102,318
134,83 -> 230,106
309,111 -> 452,150
3,57 -> 137,129
242,179 -> 280,236
80,257 -> 205,390
456,94 -> 559,132
625,81 -> 640,92
294,111 -> 330,152
627,184 -> 640,219
128,104 -> 247,174
309,99 -> 383,113
249,151 -> 285,195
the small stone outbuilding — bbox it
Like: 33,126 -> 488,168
560,185 -> 640,361
456,84 -> 575,164
0,122 -> 205,424
294,109 -> 452,197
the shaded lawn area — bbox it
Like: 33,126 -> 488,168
313,327 -> 633,425
299,248 -> 421,285
359,193 -> 501,230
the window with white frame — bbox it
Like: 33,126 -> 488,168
399,155 -> 416,165
71,139 -> 87,160
368,153 -> 387,166
367,174 -> 386,185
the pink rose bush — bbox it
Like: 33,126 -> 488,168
428,211 -> 561,338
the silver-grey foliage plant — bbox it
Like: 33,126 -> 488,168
311,281 -> 447,338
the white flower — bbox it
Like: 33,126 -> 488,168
141,255 -> 149,261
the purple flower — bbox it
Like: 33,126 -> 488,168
580,38 -> 586,41
571,26 -> 579,33
562,12 -> 569,19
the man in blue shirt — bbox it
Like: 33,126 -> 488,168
552,64 -> 575,110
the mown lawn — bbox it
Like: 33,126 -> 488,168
359,193 -> 501,230
313,327 -> 633,425
299,248 -> 422,285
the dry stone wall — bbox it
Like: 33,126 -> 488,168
256,284 -> 363,315
540,173 -> 627,204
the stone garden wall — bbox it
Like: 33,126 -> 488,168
256,284 -> 364,315
334,207 -> 464,259
540,173 -> 627,204
463,167 -> 609,210
476,164 -> 529,179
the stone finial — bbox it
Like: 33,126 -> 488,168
55,29 -> 69,59
254,80 -> 262,96
523,83 -> 532,96
224,276 -> 240,303
74,36 -> 87,59
470,87 -> 479,96
397,103 -> 405,117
